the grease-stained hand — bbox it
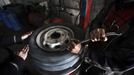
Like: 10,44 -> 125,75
21,31 -> 33,40
67,39 -> 81,54
17,45 -> 29,60
90,28 -> 108,42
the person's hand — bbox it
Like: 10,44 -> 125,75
21,31 -> 32,40
90,28 -> 108,42
67,39 -> 81,54
17,45 -> 29,60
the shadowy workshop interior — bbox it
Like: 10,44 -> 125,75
0,0 -> 134,75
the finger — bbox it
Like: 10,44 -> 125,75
104,37 -> 108,42
67,42 -> 74,51
21,32 -> 33,40
27,31 -> 33,36
97,28 -> 101,41
93,29 -> 98,42
91,39 -> 95,42
22,45 -> 27,52
100,29 -> 107,42
22,45 -> 29,53
93,38 -> 98,42
71,42 -> 76,49
73,40 -> 80,44
101,29 -> 106,37
90,31 -> 95,42
68,41 -> 77,51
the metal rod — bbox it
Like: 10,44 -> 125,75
80,32 -> 122,45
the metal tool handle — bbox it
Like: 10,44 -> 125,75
80,32 -> 122,45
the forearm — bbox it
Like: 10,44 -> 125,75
89,1 -> 114,31
2,56 -> 25,75
0,35 -> 22,46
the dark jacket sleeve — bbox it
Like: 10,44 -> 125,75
2,56 -> 25,75
105,26 -> 134,70
0,34 -> 22,47
89,1 -> 114,32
